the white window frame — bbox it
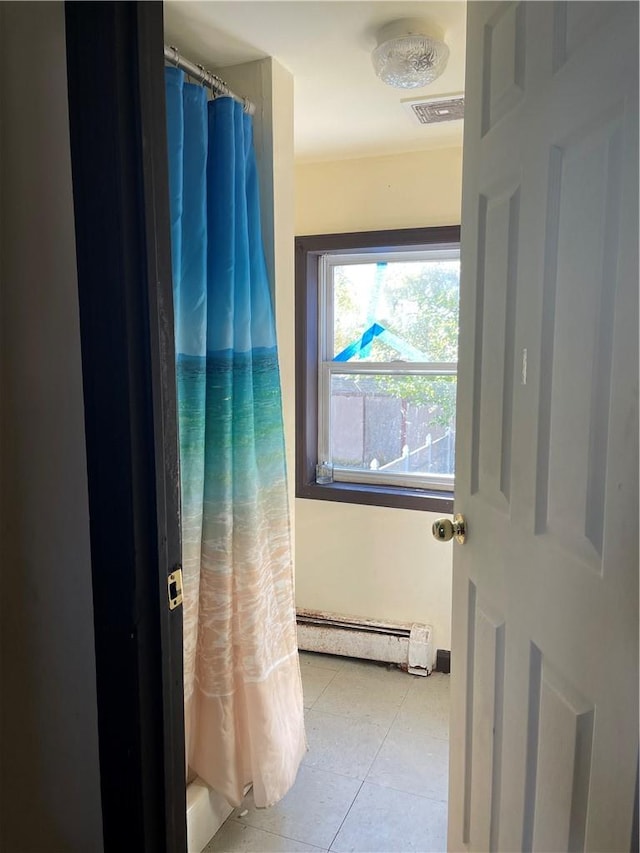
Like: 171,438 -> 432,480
317,246 -> 460,493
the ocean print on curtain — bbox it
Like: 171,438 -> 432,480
165,67 -> 306,808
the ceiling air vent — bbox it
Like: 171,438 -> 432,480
403,95 -> 464,125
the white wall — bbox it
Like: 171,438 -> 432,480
294,147 -> 463,653
0,3 -> 104,850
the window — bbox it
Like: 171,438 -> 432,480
296,227 -> 460,512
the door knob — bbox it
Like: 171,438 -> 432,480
432,514 -> 466,544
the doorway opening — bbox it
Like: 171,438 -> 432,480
162,2 -> 465,851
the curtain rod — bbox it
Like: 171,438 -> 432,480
164,45 -> 256,115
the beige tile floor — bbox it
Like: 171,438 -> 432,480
206,652 -> 450,853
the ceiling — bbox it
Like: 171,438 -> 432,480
164,1 -> 467,163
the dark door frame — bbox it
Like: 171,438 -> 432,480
65,3 -> 186,850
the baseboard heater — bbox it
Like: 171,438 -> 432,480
296,609 -> 434,675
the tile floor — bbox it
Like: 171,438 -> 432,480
206,652 -> 450,853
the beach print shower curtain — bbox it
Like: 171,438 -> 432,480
165,67 -> 306,808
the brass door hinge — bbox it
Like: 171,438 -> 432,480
168,567 -> 183,610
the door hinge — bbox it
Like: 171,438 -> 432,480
168,567 -> 183,610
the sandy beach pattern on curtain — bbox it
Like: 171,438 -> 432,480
179,348 -> 299,696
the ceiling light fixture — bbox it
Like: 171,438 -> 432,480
372,19 -> 450,90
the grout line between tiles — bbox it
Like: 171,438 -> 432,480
302,656 -> 450,851
303,706 -> 389,727
361,777 -> 449,806
221,819 -> 328,852
360,677 -> 407,775
362,691 -> 451,803
299,659 -> 342,673
326,778 -> 366,853
230,765 -> 363,844
391,723 -> 451,743
325,675 -> 409,851
298,759 -> 371,785
359,699 -> 399,780
305,666 -> 340,711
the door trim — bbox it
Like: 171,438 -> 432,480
65,3 -> 186,850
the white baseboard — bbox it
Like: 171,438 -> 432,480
296,609 -> 434,674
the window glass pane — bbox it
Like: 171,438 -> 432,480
330,373 -> 456,477
332,260 -> 459,363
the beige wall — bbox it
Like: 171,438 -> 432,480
0,3 -> 103,850
295,146 -> 463,236
293,147 -> 463,655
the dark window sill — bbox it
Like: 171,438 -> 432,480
296,479 -> 454,513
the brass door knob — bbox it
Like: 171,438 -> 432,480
432,514 -> 466,544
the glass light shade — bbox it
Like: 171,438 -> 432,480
372,34 -> 450,89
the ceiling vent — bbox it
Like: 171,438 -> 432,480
403,95 -> 464,125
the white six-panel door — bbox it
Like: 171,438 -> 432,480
450,3 -> 638,850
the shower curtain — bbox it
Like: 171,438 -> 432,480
165,67 -> 306,808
